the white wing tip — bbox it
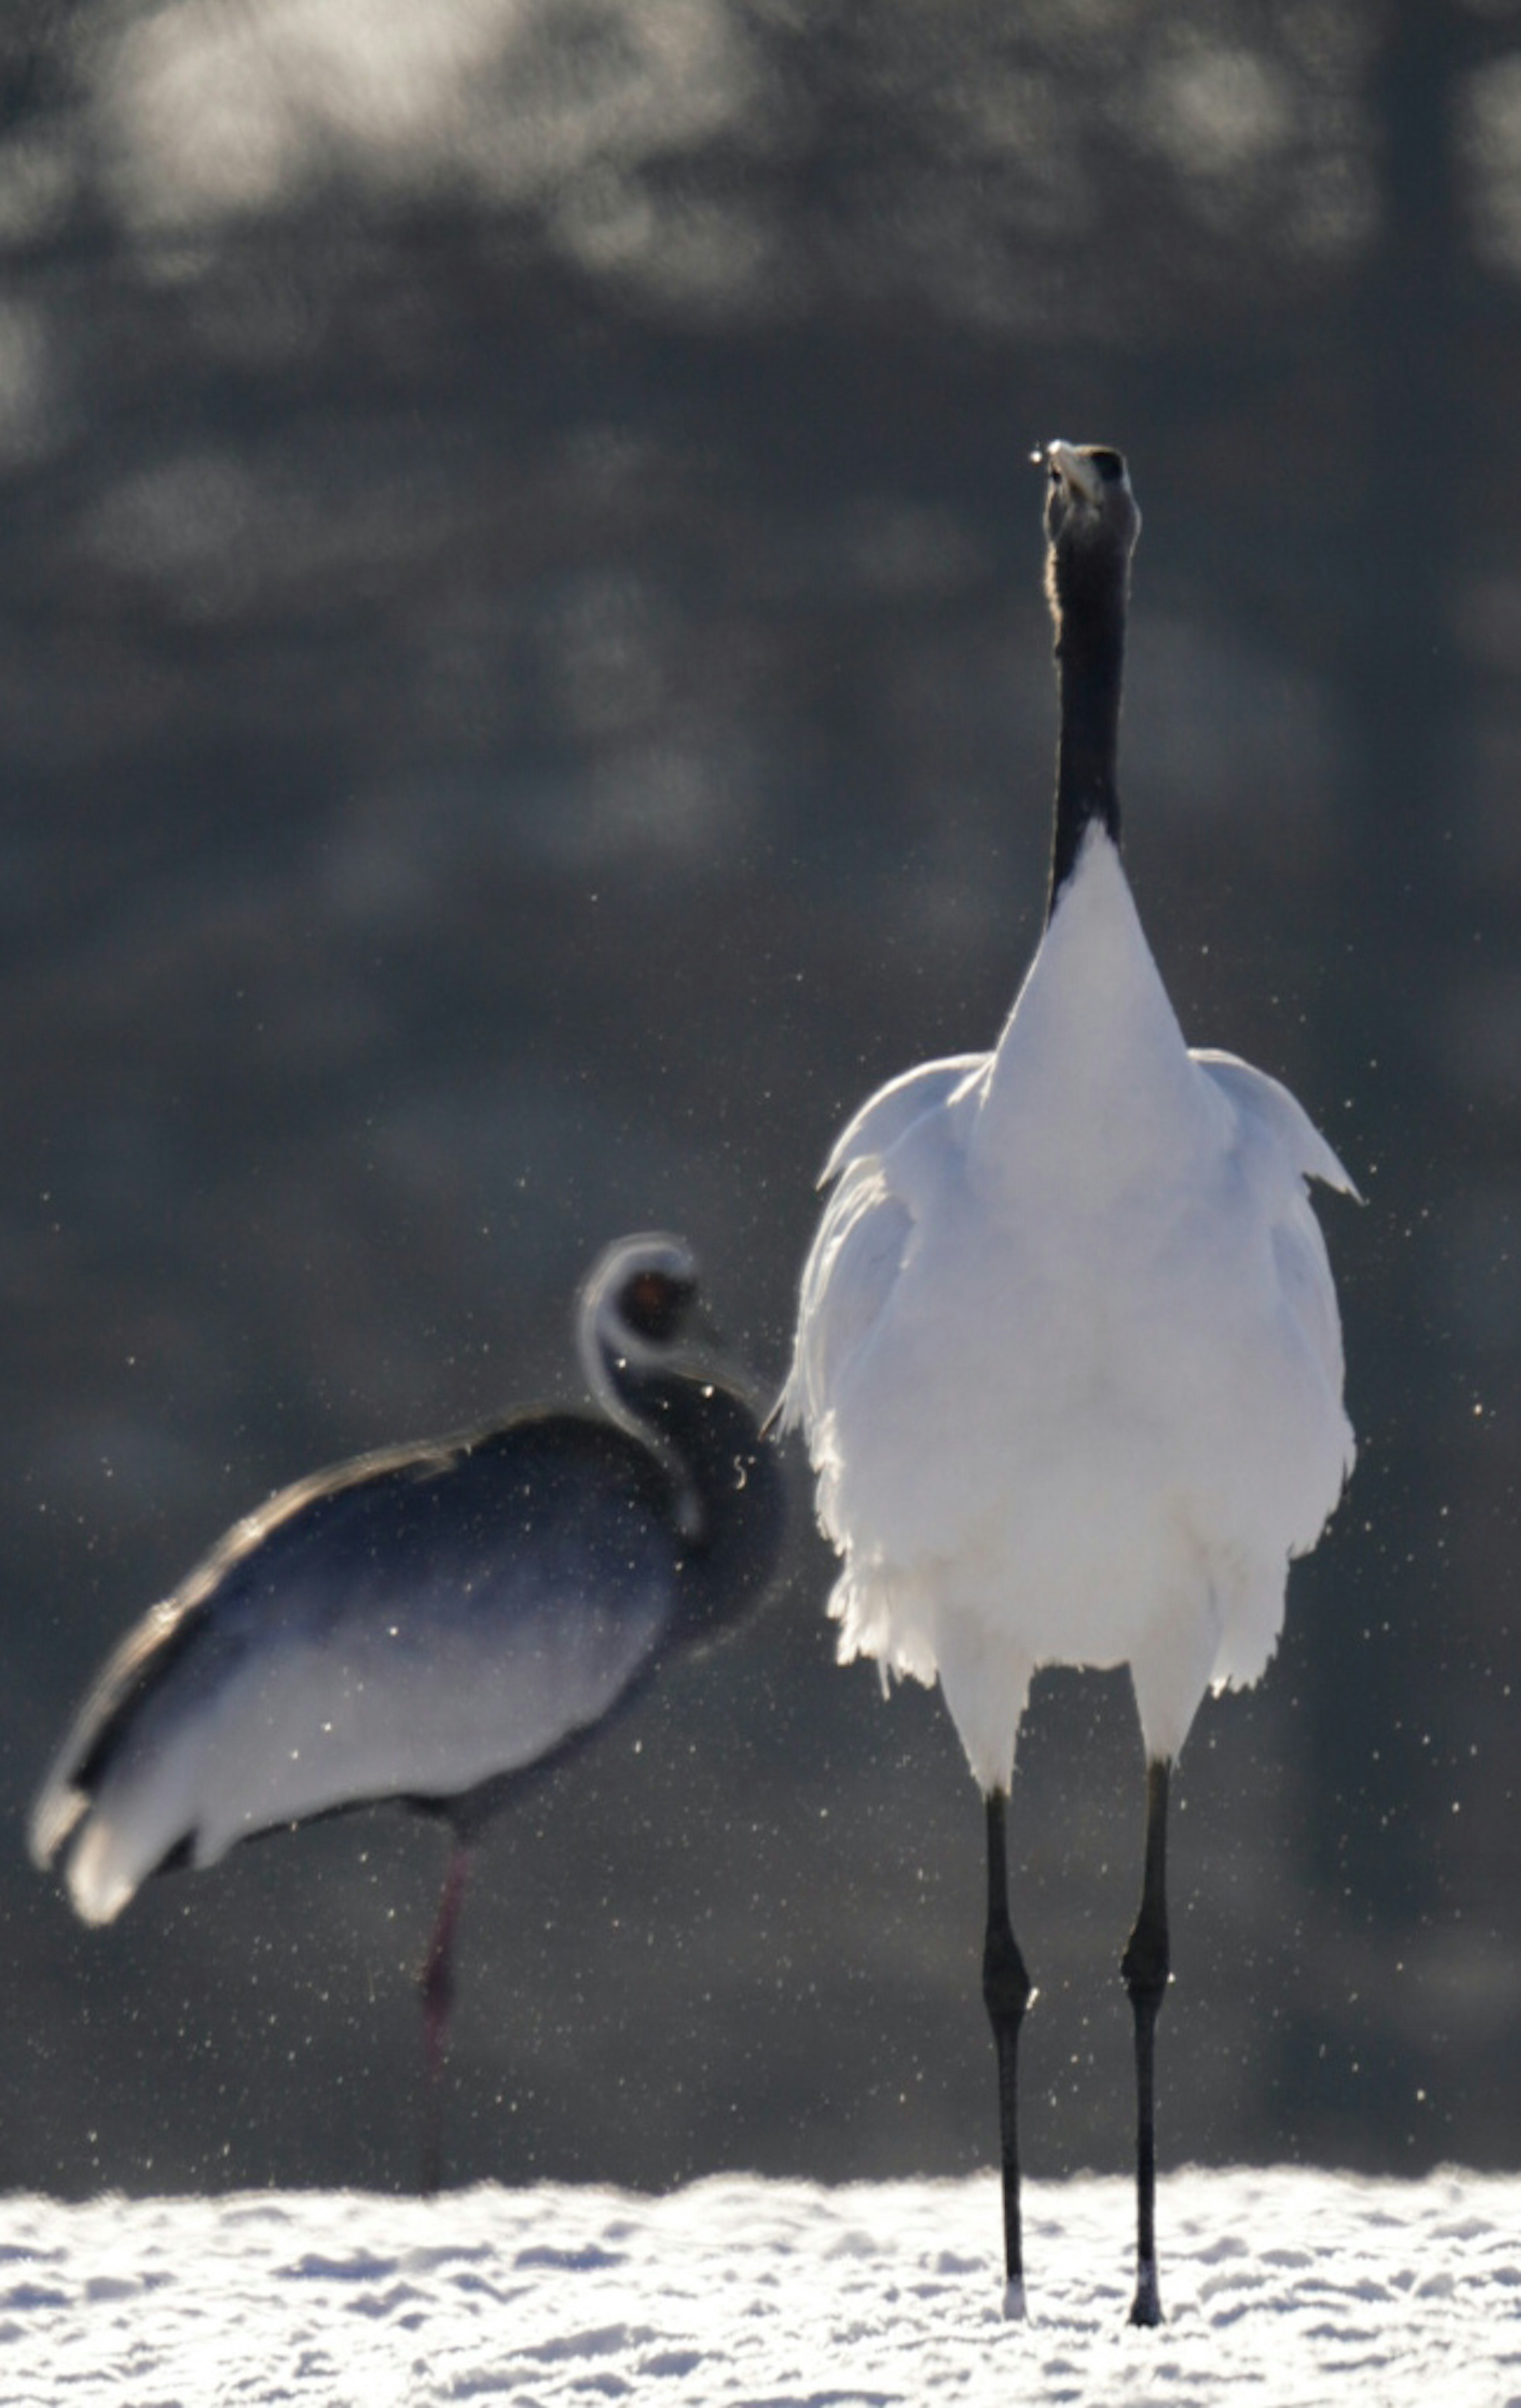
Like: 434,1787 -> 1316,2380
57,1817 -> 139,1926
28,1781 -> 84,1876
30,1775 -> 141,1924
766,1378 -> 803,1447
1192,1048 -> 1361,1197
1312,1137 -> 1362,1203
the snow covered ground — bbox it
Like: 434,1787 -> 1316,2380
1,2167 -> 1515,2406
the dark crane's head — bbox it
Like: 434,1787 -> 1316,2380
578,1232 -> 769,1554
580,1231 -> 708,1407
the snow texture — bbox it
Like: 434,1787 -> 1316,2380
1,2167 -> 1516,2405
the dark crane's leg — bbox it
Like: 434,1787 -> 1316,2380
418,1837 -> 473,2197
983,1789 -> 1035,2319
1121,1756 -> 1172,2326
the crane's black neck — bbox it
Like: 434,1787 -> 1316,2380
616,1368 -> 786,1647
1048,552 -> 1127,921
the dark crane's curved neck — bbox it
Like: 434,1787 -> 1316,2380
1048,557 -> 1126,921
609,1365 -> 785,1645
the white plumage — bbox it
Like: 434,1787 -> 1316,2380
779,439 -> 1355,2326
783,825 -> 1355,1789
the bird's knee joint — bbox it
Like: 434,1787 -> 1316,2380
982,1925 -> 1033,2025
1121,1931 -> 1170,2012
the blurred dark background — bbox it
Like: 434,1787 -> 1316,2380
3,0 -> 1518,2198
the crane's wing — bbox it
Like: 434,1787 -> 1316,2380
1191,1049 -> 1359,1199
1194,1045 -> 1357,1488
778,1159 -> 910,1448
31,1418 -> 679,1925
780,1060 -> 982,1453
819,1054 -> 986,1183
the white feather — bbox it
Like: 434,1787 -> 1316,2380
819,1055 -> 987,1185
783,827 -> 1355,1793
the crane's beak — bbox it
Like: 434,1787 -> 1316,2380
666,1299 -> 769,1418
1044,440 -> 1102,507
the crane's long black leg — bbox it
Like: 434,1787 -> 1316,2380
1121,1756 -> 1172,2327
983,1789 -> 1035,2319
419,1838 -> 473,2197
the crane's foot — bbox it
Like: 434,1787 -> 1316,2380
983,1793 -> 1034,2330
1128,2258 -> 1161,2327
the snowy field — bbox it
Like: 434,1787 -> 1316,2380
1,2167 -> 1517,2406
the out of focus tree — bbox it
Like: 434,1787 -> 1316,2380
2,0 -> 1519,2194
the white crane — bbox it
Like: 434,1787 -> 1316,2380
779,442 -> 1355,2324
31,1232 -> 786,2190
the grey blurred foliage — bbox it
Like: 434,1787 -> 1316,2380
2,0 -> 1519,2195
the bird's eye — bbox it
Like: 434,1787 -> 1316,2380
621,1270 -> 694,1343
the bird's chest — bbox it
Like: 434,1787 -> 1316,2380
873,1123 -> 1263,1518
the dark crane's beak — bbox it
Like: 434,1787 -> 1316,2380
666,1296 -> 771,1420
